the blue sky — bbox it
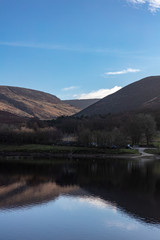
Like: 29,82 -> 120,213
0,0 -> 160,99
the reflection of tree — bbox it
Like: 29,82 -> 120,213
76,160 -> 160,224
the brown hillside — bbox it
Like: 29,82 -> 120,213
0,86 -> 79,120
76,76 -> 160,117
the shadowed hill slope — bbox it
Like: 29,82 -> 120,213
0,111 -> 26,124
63,99 -> 100,110
76,76 -> 160,117
0,86 -> 79,120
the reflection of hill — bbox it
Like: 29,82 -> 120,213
0,178 -> 78,210
84,186 -> 160,224
1,160 -> 160,224
77,160 -> 160,224
0,162 -> 79,209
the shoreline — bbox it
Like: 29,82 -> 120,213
1,145 -> 159,161
0,151 -> 140,160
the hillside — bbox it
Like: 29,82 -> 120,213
0,86 -> 79,120
76,76 -> 160,117
63,99 -> 100,110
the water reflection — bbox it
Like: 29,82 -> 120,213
0,158 -> 160,225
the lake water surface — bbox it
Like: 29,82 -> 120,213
0,157 -> 160,240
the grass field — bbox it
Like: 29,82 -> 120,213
0,144 -> 138,155
152,132 -> 160,147
145,148 -> 160,155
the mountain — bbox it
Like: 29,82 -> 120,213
0,86 -> 79,120
76,76 -> 160,117
63,99 -> 100,110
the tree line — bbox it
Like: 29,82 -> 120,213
0,112 -> 157,146
53,113 -> 157,147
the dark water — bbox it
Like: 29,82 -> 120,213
1,158 -> 160,240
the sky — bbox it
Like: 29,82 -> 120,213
0,0 -> 160,100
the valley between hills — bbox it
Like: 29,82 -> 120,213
0,76 -> 160,155
0,76 -> 160,123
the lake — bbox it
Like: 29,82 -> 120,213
0,157 -> 160,240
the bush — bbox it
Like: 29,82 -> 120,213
0,124 -> 62,145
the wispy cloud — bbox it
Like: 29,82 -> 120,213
0,41 -> 113,53
62,86 -> 78,91
0,41 -> 77,51
0,41 -> 140,55
74,86 -> 122,99
104,68 -> 140,77
128,0 -> 160,13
